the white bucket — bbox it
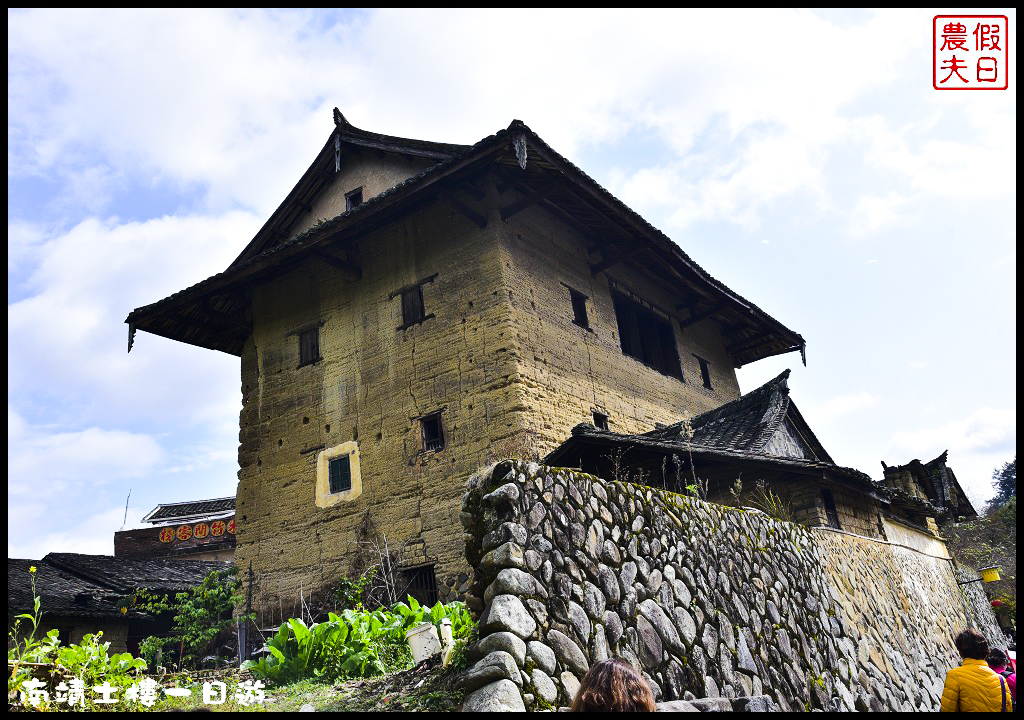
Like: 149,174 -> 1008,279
405,622 -> 442,665
439,617 -> 453,650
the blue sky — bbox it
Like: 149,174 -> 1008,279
8,9 -> 1016,558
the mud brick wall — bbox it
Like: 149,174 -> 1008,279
236,195 -> 524,606
499,203 -> 739,450
460,461 -> 1003,712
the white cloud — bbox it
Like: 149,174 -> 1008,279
886,408 -> 1016,507
8,505 -> 137,559
848,192 -> 916,237
7,221 -> 47,278
888,408 -> 1016,457
807,392 -> 881,425
8,408 -> 165,497
7,212 -> 250,426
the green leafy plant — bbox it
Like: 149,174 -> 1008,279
53,632 -> 148,710
750,478 -> 795,522
8,566 -> 155,712
244,598 -> 476,685
129,566 -> 249,670
8,566 -> 63,703
335,566 -> 378,610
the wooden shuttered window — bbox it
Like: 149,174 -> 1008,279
299,327 -> 321,367
329,455 -> 352,494
401,286 -> 426,327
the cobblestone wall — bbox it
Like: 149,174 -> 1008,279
459,461 -> 1003,712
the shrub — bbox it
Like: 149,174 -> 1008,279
245,598 -> 476,685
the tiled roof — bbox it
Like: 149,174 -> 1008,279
9,554 -> 232,621
8,558 -> 134,620
127,113 -> 805,368
880,451 -> 977,518
43,553 -> 231,595
546,371 -> 874,489
643,370 -> 833,462
142,496 -> 235,524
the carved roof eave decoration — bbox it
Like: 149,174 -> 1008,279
126,117 -> 804,364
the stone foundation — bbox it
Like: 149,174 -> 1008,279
459,461 -> 1002,711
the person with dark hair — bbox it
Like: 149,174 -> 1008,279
569,658 -> 657,712
987,648 -> 1017,704
941,629 -> 1013,712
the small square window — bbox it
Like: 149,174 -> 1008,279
593,411 -> 609,431
345,187 -> 363,211
329,455 -> 352,494
421,413 -> 445,452
299,328 -> 321,367
570,289 -> 590,329
401,286 -> 426,327
693,355 -> 713,390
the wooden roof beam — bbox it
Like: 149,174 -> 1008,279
500,180 -> 560,220
725,329 -> 776,355
438,188 -> 487,229
678,302 -> 727,329
590,243 -> 645,276
312,250 -> 362,281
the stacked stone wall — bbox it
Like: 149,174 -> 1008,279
460,461 -> 1003,712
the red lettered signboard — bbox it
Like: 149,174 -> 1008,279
934,15 -> 1009,90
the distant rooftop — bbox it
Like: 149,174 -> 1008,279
8,553 -> 230,619
141,496 -> 235,524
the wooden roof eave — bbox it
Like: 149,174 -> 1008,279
519,135 -> 805,368
548,428 -> 875,494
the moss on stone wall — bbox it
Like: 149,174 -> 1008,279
462,461 -> 1004,712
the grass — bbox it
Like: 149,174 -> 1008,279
147,657 -> 464,712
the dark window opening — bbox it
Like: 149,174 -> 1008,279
401,286 -> 426,327
390,275 -> 437,329
421,413 -> 445,452
345,187 -> 363,211
570,289 -> 590,329
593,412 -> 609,430
403,565 -> 438,606
612,293 -> 683,379
299,328 -> 321,367
329,455 -> 352,494
694,355 -> 713,390
822,489 -> 841,530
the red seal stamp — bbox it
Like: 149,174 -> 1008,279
934,15 -> 1009,90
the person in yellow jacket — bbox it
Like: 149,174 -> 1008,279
941,629 -> 1014,712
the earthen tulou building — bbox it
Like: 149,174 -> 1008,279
128,110 -> 951,610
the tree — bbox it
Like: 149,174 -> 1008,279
988,457 -> 1016,511
947,458 -> 1016,633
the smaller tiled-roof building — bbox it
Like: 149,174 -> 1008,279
115,496 -> 236,562
7,553 -> 229,654
875,451 -> 978,555
547,370 -> 890,539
